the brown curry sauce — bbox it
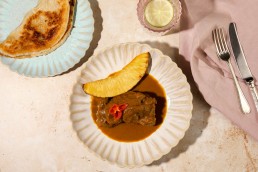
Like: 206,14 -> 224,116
91,74 -> 166,142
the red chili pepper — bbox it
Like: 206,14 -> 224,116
109,103 -> 128,120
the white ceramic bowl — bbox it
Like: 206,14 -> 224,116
0,0 -> 94,77
70,42 -> 193,167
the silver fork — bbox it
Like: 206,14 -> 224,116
212,28 -> 251,114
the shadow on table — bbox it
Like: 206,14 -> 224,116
142,41 -> 211,166
164,0 -> 216,35
60,0 -> 103,75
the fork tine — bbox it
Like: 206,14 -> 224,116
212,29 -> 221,56
218,28 -> 226,53
217,29 -> 225,54
212,28 -> 230,57
219,28 -> 230,53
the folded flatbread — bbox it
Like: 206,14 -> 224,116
0,0 -> 75,58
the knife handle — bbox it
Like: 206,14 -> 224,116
248,81 -> 258,112
227,61 -> 251,114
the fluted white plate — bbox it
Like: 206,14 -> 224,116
0,0 -> 94,77
70,43 -> 193,168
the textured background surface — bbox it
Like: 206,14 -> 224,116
0,0 -> 257,171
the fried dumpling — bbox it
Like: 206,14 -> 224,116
0,0 -> 74,58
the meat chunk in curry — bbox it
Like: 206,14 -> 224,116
94,91 -> 157,127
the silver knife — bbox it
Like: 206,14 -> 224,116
229,22 -> 258,112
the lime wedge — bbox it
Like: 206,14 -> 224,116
144,0 -> 174,28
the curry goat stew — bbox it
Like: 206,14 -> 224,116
91,74 -> 167,142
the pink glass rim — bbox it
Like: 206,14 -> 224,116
137,0 -> 182,34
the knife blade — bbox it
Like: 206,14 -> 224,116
229,22 -> 258,112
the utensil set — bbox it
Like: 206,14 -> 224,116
212,23 -> 258,114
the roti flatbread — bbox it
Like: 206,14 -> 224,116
0,0 -> 74,58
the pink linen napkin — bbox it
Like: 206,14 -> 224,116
179,0 -> 258,140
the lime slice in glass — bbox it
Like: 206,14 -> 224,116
144,0 -> 174,28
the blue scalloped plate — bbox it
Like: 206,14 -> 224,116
0,0 -> 94,77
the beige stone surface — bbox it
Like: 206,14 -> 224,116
0,0 -> 258,171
